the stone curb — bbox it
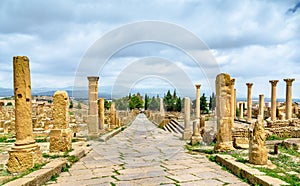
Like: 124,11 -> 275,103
215,154 -> 289,186
4,146 -> 91,186
98,127 -> 124,142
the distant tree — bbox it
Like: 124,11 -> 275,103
114,96 -> 129,110
144,94 -> 150,110
129,94 -> 143,110
175,97 -> 182,112
6,102 -> 12,106
148,96 -> 160,111
209,92 -> 216,111
104,100 -> 111,110
77,102 -> 82,109
163,90 -> 174,111
200,93 -> 209,114
69,100 -> 74,109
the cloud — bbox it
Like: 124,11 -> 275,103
0,0 -> 299,99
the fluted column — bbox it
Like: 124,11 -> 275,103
246,83 -> 253,123
284,78 -> 295,120
269,80 -> 279,121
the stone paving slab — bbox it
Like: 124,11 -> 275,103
46,114 -> 248,186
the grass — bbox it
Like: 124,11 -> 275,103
67,155 -> 79,163
61,164 -> 70,172
50,173 -> 59,182
266,134 -> 286,141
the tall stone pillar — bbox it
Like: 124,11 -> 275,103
98,98 -> 105,130
230,78 -> 235,124
259,94 -> 264,119
182,97 -> 192,140
50,91 -> 72,152
195,84 -> 201,119
239,102 -> 244,120
269,80 -> 279,121
8,56 -> 43,173
160,98 -> 164,116
110,102 -> 116,129
87,76 -> 99,137
234,89 -> 237,118
246,83 -> 253,123
214,73 -> 234,152
284,78 -> 295,120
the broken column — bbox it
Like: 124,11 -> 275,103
110,102 -> 116,129
249,115 -> 268,165
284,78 -> 295,120
246,83 -> 253,123
50,91 -> 72,152
191,120 -> 201,145
214,73 -> 234,152
269,80 -> 279,121
239,102 -> 244,120
195,84 -> 201,119
87,76 -> 99,137
230,78 -> 235,124
8,56 -> 43,173
182,97 -> 192,140
160,98 -> 164,116
98,98 -> 105,130
259,94 -> 264,119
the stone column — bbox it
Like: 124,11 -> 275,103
160,98 -> 164,116
246,83 -> 253,123
259,94 -> 264,119
214,73 -> 234,152
191,121 -> 201,145
284,78 -> 295,120
182,97 -> 192,140
249,115 -> 268,165
234,89 -> 237,118
195,84 -> 201,119
87,76 -> 99,137
8,56 -> 43,173
269,80 -> 279,121
230,79 -> 235,124
110,102 -> 116,129
50,91 -> 72,152
98,98 -> 105,130
239,102 -> 244,120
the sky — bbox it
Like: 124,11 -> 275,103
0,0 -> 300,99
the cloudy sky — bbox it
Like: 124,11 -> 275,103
0,0 -> 300,99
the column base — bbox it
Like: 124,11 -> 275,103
50,128 -> 72,152
8,143 -> 43,173
191,135 -> 202,145
214,141 -> 235,152
182,130 -> 192,140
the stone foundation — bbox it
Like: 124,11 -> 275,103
50,128 -> 72,152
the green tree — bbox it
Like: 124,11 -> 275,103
148,96 -> 160,111
200,93 -> 209,114
129,94 -> 143,110
69,100 -> 73,109
104,100 -> 111,110
209,92 -> 216,111
77,102 -> 82,109
114,96 -> 129,110
175,97 -> 182,112
163,90 -> 174,111
144,94 -> 150,110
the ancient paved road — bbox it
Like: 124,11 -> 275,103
46,114 -> 248,186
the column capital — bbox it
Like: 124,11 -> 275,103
246,83 -> 253,88
195,84 -> 201,89
284,78 -> 295,86
230,78 -> 235,85
269,80 -> 279,86
87,76 -> 99,82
